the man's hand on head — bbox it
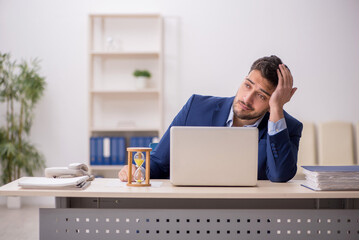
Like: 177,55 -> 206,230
269,64 -> 297,122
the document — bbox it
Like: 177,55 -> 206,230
18,176 -> 90,190
301,166 -> 359,191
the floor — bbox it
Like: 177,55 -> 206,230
0,205 -> 52,240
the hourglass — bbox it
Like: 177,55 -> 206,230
127,147 -> 151,187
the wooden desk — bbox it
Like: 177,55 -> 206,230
1,179 -> 359,240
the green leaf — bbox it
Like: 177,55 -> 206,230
0,52 -> 46,184
133,69 -> 151,78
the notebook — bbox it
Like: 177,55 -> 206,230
170,127 -> 258,186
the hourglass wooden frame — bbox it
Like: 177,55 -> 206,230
127,147 -> 151,187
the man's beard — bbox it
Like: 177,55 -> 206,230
233,100 -> 268,121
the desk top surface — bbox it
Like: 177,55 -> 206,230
1,179 -> 358,199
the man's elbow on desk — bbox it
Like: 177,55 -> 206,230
266,167 -> 297,183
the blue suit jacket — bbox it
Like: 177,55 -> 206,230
150,94 -> 303,182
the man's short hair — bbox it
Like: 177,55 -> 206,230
250,55 -> 288,88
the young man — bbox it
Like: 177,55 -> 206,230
119,55 -> 303,182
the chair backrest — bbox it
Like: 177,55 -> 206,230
296,122 -> 317,175
356,123 -> 359,164
318,121 -> 354,165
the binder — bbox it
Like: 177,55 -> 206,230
96,137 -> 103,165
110,137 -> 118,165
110,137 -> 126,165
130,136 -> 155,147
103,137 -> 111,165
90,137 -> 97,165
118,137 -> 126,165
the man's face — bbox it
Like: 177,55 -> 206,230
233,70 -> 275,121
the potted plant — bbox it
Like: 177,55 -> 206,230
133,69 -> 151,89
0,52 -> 46,208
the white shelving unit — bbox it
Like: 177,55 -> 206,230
88,14 -> 163,177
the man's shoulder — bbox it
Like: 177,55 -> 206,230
190,94 -> 234,105
283,110 -> 302,128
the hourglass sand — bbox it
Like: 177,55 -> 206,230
127,147 -> 151,187
133,152 -> 145,183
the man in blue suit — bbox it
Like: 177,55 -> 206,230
119,55 -> 303,182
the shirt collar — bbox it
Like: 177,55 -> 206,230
226,104 -> 265,128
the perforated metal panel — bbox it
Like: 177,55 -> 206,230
40,208 -> 359,240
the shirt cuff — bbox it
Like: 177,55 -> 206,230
268,118 -> 287,136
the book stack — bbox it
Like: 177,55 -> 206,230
90,136 -> 157,166
90,137 -> 126,166
301,166 -> 359,191
130,136 -> 155,148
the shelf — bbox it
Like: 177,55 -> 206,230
91,127 -> 160,132
91,89 -> 160,95
90,51 -> 160,57
89,13 -> 161,19
90,165 -> 123,171
88,14 -> 163,177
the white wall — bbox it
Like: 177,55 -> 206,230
0,0 -> 359,204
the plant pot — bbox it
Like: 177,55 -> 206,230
7,196 -> 21,209
135,76 -> 148,89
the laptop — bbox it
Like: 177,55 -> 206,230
170,126 -> 258,186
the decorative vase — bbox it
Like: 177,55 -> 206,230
7,196 -> 21,209
135,76 -> 148,89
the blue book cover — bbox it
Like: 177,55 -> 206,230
302,166 -> 359,172
96,137 -> 103,165
119,137 -> 126,165
130,136 -> 154,147
110,137 -> 116,165
90,137 -> 97,165
130,137 -> 138,147
138,137 -> 145,148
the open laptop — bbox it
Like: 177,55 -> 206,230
170,127 -> 258,186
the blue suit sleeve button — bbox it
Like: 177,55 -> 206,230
274,154 -> 278,158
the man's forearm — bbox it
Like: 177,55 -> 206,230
265,130 -> 298,182
269,106 -> 284,123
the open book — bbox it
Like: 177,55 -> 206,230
18,176 -> 90,190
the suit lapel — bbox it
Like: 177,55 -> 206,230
211,97 -> 234,126
210,96 -> 269,141
258,112 -> 269,140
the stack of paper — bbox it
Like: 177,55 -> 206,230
18,176 -> 90,190
301,166 -> 359,191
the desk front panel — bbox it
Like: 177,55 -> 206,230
40,208 -> 359,240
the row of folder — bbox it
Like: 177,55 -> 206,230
301,166 -> 359,191
90,136 -> 156,166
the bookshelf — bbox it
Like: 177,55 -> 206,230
88,14 -> 163,177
